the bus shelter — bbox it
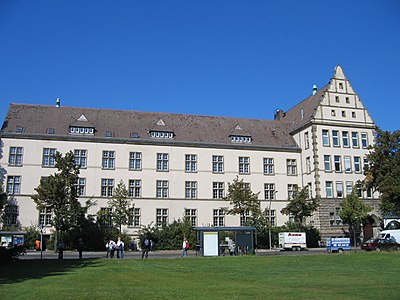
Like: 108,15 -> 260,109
194,226 -> 256,256
0,231 -> 27,248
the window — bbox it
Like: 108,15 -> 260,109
346,97 -> 350,104
306,157 -> 311,174
361,133 -> 368,148
156,208 -> 168,226
105,131 -> 113,137
366,188 -> 373,198
344,156 -> 352,173
286,159 -> 297,175
185,209 -> 197,227
185,181 -> 197,199
352,132 -> 359,148
346,181 -> 353,195
263,158 -> 274,175
102,151 -> 115,169
129,152 -> 142,170
332,130 -> 340,147
101,179 -> 114,197
213,209 -> 225,226
264,183 -> 275,200
363,157 -> 370,172
307,182 -> 313,198
74,149 -> 87,168
156,180 -> 169,198
39,208 -> 52,226
322,130 -> 330,146
212,155 -> 224,173
213,182 -> 224,199
69,126 -> 94,135
339,82 -> 343,89
354,156 -> 362,173
352,112 -> 356,118
129,179 -> 141,198
287,184 -> 297,200
304,132 -> 310,149
131,132 -> 140,139
336,182 -> 344,198
334,156 -> 342,172
9,147 -> 23,166
47,128 -> 55,134
342,111 -> 346,117
156,153 -> 169,171
330,207 -> 342,226
239,157 -> 250,174
324,155 -> 332,172
185,154 -> 197,172
42,148 -> 56,167
76,178 -> 86,196
342,131 -> 349,147
265,209 -> 276,226
240,210 -> 251,226
4,205 -> 18,226
331,110 -> 336,116
16,126 -> 24,133
99,207 -> 112,226
230,135 -> 252,143
326,181 -> 333,198
7,176 -> 21,195
335,96 -> 339,103
150,131 -> 174,139
128,208 -> 141,227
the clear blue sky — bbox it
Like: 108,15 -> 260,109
1,0 -> 399,132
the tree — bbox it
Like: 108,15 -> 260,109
108,180 -> 133,233
31,151 -> 87,251
339,188 -> 373,245
280,186 -> 319,229
365,128 -> 400,214
224,176 -> 261,223
0,192 -> 7,228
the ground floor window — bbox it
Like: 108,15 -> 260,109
213,209 -> 225,226
128,207 -> 141,227
4,204 -> 19,226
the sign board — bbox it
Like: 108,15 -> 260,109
203,232 -> 218,256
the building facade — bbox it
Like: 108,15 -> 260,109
0,66 -> 381,239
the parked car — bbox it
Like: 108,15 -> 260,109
361,238 -> 400,251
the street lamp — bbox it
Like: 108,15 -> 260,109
268,191 -> 278,249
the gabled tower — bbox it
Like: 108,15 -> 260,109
282,65 -> 380,239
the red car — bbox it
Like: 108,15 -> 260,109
361,238 -> 400,251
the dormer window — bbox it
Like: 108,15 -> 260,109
47,128 -> 55,135
131,132 -> 140,139
150,130 -> 174,139
69,126 -> 95,135
105,131 -> 113,137
230,135 -> 252,143
16,126 -> 24,133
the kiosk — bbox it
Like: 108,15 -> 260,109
194,226 -> 256,256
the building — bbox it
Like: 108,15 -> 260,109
0,65 -> 381,240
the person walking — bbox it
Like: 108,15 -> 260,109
141,238 -> 150,258
77,238 -> 83,259
117,237 -> 124,259
182,238 -> 189,257
109,239 -> 116,258
105,240 -> 110,258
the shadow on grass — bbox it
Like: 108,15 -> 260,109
0,258 -> 101,285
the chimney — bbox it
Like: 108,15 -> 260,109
274,109 -> 285,120
56,98 -> 61,107
312,85 -> 318,95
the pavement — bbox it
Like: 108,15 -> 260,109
18,247 -> 331,260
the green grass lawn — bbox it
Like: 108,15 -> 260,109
1,252 -> 399,299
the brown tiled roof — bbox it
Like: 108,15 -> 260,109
1,103 -> 300,150
282,84 -> 329,132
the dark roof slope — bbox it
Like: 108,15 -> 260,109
1,103 -> 299,150
282,84 -> 329,132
